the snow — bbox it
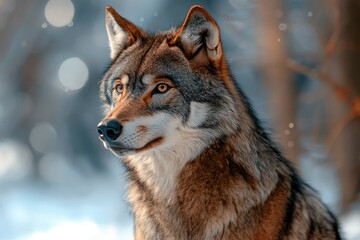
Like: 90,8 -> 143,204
0,160 -> 134,240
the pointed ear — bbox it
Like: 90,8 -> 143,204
169,5 -> 222,61
105,6 -> 145,59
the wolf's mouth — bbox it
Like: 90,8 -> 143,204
135,137 -> 164,152
109,137 -> 164,156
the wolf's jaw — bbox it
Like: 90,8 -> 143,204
134,137 -> 164,153
109,136 -> 164,157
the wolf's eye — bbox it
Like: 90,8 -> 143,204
114,84 -> 124,95
153,83 -> 171,95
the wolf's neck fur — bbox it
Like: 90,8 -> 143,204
176,132 -> 280,238
124,116 -> 290,239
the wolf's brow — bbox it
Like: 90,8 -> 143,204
120,74 -> 129,85
141,75 -> 154,85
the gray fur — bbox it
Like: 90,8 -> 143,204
98,5 -> 341,240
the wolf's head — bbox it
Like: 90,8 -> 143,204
98,6 -> 243,160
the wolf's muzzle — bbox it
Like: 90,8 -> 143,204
97,119 -> 122,142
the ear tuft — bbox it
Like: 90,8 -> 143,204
170,5 -> 222,61
105,6 -> 145,60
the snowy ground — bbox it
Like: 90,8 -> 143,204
298,142 -> 360,240
0,158 -> 134,240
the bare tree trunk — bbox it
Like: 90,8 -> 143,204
330,0 -> 360,212
254,0 -> 298,164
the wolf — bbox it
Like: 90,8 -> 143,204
97,5 -> 342,240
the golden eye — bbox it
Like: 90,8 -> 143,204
155,83 -> 170,94
115,84 -> 124,95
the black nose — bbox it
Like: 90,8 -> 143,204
97,119 -> 122,141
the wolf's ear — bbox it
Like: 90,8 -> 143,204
105,6 -> 145,60
169,5 -> 222,61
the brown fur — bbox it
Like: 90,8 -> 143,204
98,5 -> 342,240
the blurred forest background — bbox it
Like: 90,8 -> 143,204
0,0 -> 359,239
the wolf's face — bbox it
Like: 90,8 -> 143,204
98,6 -> 239,159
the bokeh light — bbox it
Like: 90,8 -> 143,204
38,153 -> 75,183
44,0 -> 75,27
58,57 -> 89,91
228,0 -> 249,10
279,23 -> 287,31
0,140 -> 33,180
29,122 -> 57,153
